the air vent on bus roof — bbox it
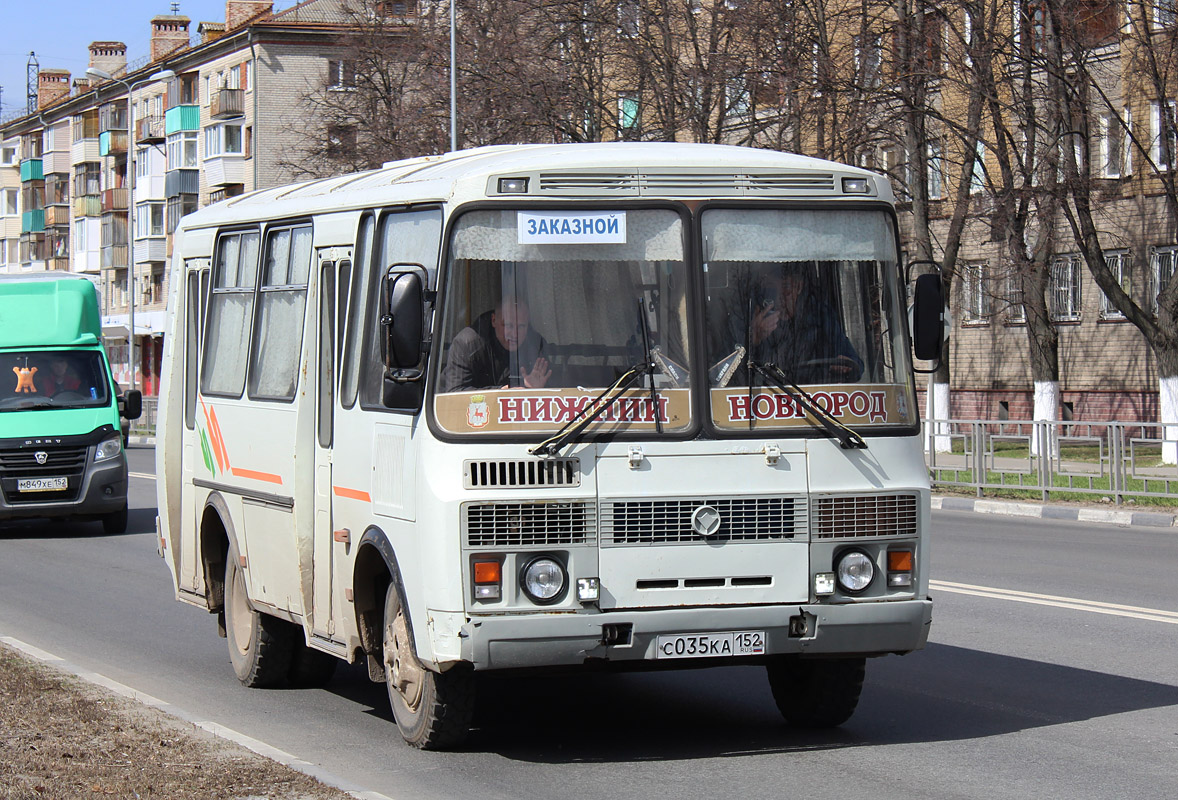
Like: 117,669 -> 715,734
537,173 -> 641,193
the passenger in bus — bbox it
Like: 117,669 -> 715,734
440,296 -> 551,392
747,265 -> 862,384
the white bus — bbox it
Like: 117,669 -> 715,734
156,143 -> 943,749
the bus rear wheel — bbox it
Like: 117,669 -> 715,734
766,656 -> 866,728
224,547 -> 294,688
382,583 -> 474,749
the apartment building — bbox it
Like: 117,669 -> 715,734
0,0 -> 352,395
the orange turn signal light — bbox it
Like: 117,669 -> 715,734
887,550 -> 914,572
474,560 -> 502,584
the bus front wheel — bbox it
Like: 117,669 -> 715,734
766,656 -> 866,728
382,583 -> 474,749
224,547 -> 294,688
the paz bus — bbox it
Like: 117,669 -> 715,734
156,143 -> 943,749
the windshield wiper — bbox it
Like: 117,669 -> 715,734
747,359 -> 867,450
636,298 -> 663,436
528,363 -> 651,457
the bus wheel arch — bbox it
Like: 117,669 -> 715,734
199,493 -> 235,623
352,528 -> 402,683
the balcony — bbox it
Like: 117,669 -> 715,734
20,159 -> 43,182
134,237 -> 168,264
74,195 -> 102,217
99,130 -> 129,156
45,206 -> 71,226
165,169 -> 199,197
102,188 -> 129,212
211,88 -> 245,119
102,244 -> 129,269
136,115 -> 166,144
21,209 -> 45,233
164,105 -> 200,134
99,104 -> 127,133
205,156 -> 245,188
47,257 -> 72,271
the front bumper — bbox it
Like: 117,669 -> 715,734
0,455 -> 127,522
460,598 -> 932,670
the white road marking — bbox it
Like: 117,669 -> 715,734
930,580 -> 1178,624
0,635 -> 397,800
129,471 -> 155,480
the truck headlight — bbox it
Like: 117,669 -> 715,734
94,436 -> 123,463
520,556 -> 567,604
836,550 -> 875,594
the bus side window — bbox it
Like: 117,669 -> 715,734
341,215 -> 375,409
184,269 -> 200,429
202,231 -> 260,397
360,208 -> 442,409
247,224 -> 312,402
318,262 -> 335,448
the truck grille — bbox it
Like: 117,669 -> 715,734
463,501 -> 596,548
811,493 -> 919,539
0,445 -> 89,503
464,458 -> 579,489
601,497 -> 800,545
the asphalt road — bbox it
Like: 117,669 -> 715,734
1,445 -> 1175,800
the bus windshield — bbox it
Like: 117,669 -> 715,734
0,349 -> 111,412
702,208 -> 917,431
432,208 -> 691,437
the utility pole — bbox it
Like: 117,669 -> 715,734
27,52 -> 39,114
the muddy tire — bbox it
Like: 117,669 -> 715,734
382,583 -> 474,749
767,656 -> 866,728
224,547 -> 294,688
101,507 -> 128,535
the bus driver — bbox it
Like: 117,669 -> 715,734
440,296 -> 551,392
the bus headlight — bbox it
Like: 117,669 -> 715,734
94,436 -> 123,463
520,556 -> 567,604
836,550 -> 875,594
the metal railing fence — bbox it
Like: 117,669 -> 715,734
924,417 -> 1178,504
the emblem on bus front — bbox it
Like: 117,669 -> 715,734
467,395 -> 489,429
691,505 -> 722,538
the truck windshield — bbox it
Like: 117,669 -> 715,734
701,208 -> 917,432
433,208 -> 691,437
0,350 -> 111,412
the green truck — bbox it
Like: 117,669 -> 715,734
0,274 -> 141,533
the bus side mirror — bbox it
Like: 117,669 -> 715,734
382,267 -> 426,371
120,389 -> 143,421
912,273 -> 943,361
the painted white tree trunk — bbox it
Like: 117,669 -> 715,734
1161,376 -> 1178,465
925,380 -> 951,453
1031,380 -> 1059,458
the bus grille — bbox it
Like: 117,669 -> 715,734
464,501 -> 596,548
600,497 -> 799,545
0,445 -> 89,503
811,494 -> 919,539
464,458 -> 579,489
536,171 -> 837,196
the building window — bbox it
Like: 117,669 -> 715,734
962,261 -> 990,323
74,163 -> 101,196
1152,244 -> 1178,314
167,194 -> 198,233
1156,0 -> 1177,28
1006,270 -> 1027,323
726,77 -> 750,118
1,188 -> 17,217
135,202 -> 165,238
327,60 -> 356,90
0,144 -> 16,165
1151,100 -> 1177,170
854,33 -> 882,89
167,131 -> 198,169
204,124 -> 243,158
969,140 -> 986,194
1100,111 -> 1129,178
1050,254 -> 1082,321
618,0 -> 640,37
618,92 -> 640,137
74,219 -> 87,253
1100,250 -> 1130,319
927,141 -> 944,200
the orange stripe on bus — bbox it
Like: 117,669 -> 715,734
209,406 -> 232,472
333,486 -> 371,502
230,467 -> 284,485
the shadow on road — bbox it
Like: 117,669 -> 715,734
0,506 -> 156,540
313,642 -> 1178,762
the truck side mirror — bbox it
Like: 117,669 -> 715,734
912,273 -> 943,361
120,389 -> 143,421
382,267 -> 426,371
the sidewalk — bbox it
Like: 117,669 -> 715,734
932,494 -> 1178,529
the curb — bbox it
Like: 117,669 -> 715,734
932,495 -> 1178,529
0,636 -> 397,800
